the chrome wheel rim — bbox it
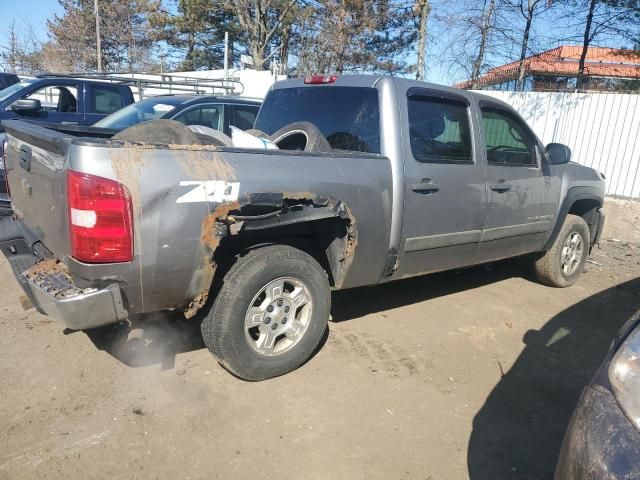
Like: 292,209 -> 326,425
244,277 -> 313,356
560,231 -> 584,276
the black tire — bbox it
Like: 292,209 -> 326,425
268,121 -> 332,152
112,119 -> 200,145
534,214 -> 590,287
201,245 -> 330,381
245,128 -> 269,139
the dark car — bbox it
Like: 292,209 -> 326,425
0,72 -> 19,90
93,95 -> 261,135
556,309 -> 640,479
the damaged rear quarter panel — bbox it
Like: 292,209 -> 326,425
68,141 -> 392,315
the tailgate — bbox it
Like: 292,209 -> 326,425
2,120 -> 73,257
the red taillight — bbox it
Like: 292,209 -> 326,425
67,170 -> 133,263
304,74 -> 338,84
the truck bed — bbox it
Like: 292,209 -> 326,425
1,119 -> 393,328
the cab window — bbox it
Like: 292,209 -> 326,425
408,96 -> 473,163
481,108 -> 537,166
89,86 -> 124,114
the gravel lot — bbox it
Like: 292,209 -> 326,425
1,241 -> 639,480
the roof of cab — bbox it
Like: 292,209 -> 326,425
270,74 -> 514,110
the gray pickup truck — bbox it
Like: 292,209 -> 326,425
0,75 -> 605,380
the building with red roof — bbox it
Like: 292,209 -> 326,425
456,45 -> 640,92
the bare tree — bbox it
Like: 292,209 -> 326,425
435,0 -> 513,86
415,0 -> 431,80
509,0 -> 553,90
291,0 -> 414,76
470,0 -> 497,87
228,0 -> 298,71
560,0 -> 640,90
47,0 -> 160,72
0,20 -> 44,74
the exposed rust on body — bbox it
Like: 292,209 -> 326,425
183,200 -> 241,319
23,258 -> 65,278
344,205 -> 358,259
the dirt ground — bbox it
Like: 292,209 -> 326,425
1,241 -> 639,480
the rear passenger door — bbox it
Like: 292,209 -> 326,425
84,84 -> 126,125
394,89 -> 486,278
476,102 -> 557,261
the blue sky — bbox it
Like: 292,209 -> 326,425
0,0 -> 62,42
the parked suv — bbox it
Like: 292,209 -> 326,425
0,75 -> 605,380
0,76 -> 135,129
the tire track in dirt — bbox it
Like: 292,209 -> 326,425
327,328 -> 431,377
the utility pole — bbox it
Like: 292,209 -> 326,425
224,31 -> 229,79
94,0 -> 102,72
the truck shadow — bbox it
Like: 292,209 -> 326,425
84,260 -> 530,369
331,260 -> 531,322
84,312 -> 206,370
467,277 -> 640,480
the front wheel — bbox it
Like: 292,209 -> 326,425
534,214 -> 590,287
201,245 -> 330,381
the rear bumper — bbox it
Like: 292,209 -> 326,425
0,217 -> 128,330
555,385 -> 640,479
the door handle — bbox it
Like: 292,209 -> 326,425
490,180 -> 512,193
412,179 -> 440,194
61,122 -> 79,125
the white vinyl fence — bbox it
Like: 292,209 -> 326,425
479,90 -> 640,199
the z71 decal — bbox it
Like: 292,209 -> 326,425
176,181 -> 240,204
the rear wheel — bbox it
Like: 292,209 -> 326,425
201,245 -> 330,381
534,214 -> 590,287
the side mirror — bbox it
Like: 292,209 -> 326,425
545,143 -> 571,165
10,99 -> 42,114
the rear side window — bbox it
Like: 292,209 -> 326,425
89,86 -> 124,114
481,108 -> 536,166
408,96 -> 472,163
233,105 -> 259,130
173,104 -> 223,130
255,86 -> 380,153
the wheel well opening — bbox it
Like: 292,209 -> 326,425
569,198 -> 601,241
273,132 -> 308,150
212,217 -> 355,289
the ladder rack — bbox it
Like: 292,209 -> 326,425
34,72 -> 244,100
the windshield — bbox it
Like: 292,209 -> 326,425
94,97 -> 184,129
254,86 -> 380,153
0,80 -> 36,103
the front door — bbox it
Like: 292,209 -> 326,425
394,89 -> 486,279
14,82 -> 83,125
476,104 -> 558,262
